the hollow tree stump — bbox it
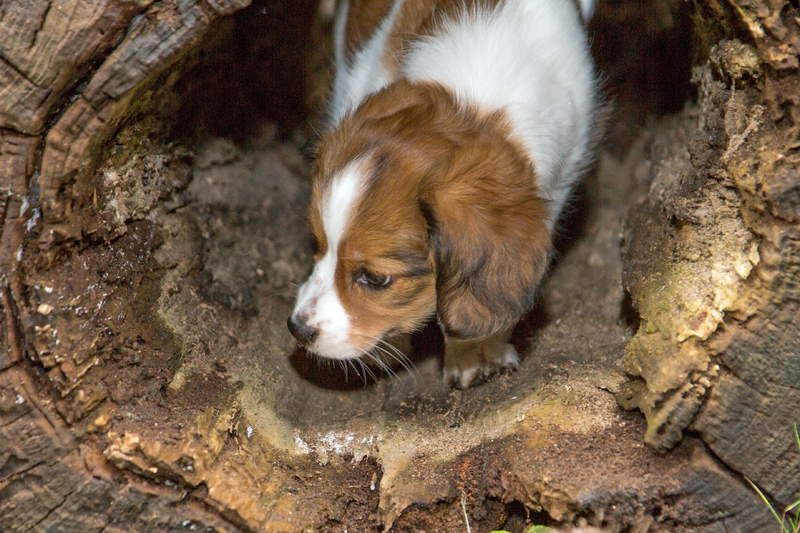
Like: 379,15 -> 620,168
0,0 -> 796,531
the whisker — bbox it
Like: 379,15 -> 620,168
363,335 -> 418,380
368,348 -> 401,382
357,353 -> 378,383
379,340 -> 416,376
356,358 -> 370,387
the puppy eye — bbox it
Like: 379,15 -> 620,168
355,268 -> 392,289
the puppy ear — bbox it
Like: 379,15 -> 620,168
421,158 -> 552,340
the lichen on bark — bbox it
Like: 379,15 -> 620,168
618,0 -> 800,507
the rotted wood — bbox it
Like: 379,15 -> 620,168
0,0 -> 251,384
1,2 -> 251,529
618,0 -> 800,511
38,0 -> 254,229
0,1 -> 139,135
0,131 -> 38,271
0,367 -> 244,532
1,0 -> 251,235
0,130 -> 38,371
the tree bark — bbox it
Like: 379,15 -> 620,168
618,0 -> 800,511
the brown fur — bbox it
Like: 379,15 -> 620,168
310,80 -> 551,343
342,0 -> 395,55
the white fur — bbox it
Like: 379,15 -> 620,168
291,158 -> 370,359
329,0 -> 406,126
578,0 -> 595,21
329,0 -> 597,227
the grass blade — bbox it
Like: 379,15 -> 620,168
746,477 -> 790,533
461,492 -> 471,533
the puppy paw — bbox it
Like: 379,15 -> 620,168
444,341 -> 519,389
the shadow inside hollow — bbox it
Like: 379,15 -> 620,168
289,347 -> 377,391
288,321 -> 444,391
551,168 -> 597,263
511,297 -> 550,354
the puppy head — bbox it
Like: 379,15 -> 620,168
289,153 -> 437,360
288,81 -> 551,359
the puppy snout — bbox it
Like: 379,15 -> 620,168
287,314 -> 318,346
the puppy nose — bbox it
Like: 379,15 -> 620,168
287,314 -> 318,345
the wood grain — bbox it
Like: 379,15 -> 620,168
620,0 -> 800,510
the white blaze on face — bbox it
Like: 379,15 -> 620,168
292,158 -> 369,359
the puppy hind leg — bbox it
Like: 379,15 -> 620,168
443,329 -> 519,389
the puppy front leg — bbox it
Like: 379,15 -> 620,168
443,329 -> 519,388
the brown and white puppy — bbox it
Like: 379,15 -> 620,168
288,0 -> 599,387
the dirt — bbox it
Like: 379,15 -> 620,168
8,0 -> 774,531
57,100 -> 674,531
